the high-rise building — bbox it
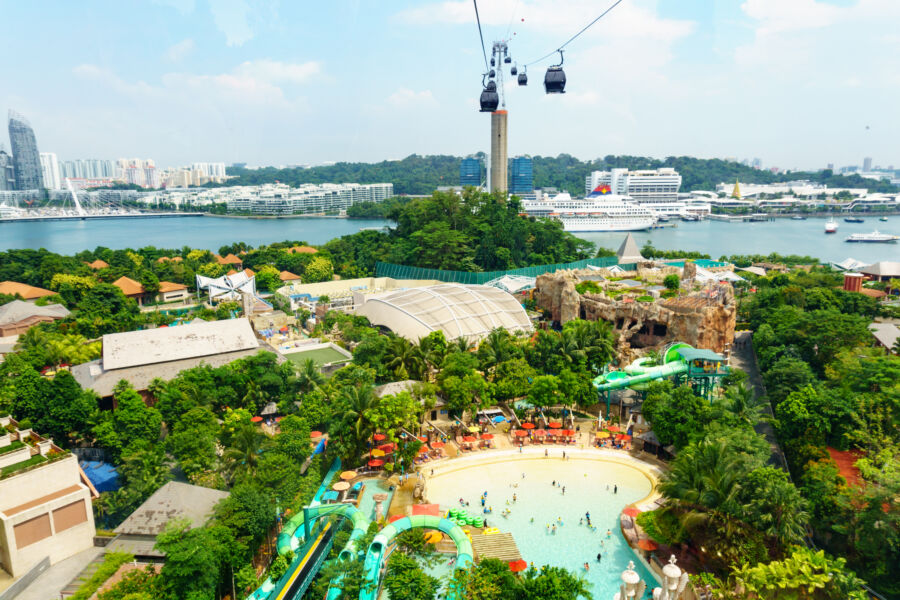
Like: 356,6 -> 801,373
509,156 -> 533,194
0,149 -> 15,191
39,152 -> 61,190
8,110 -> 44,191
752,158 -> 762,169
585,168 -> 682,204
459,157 -> 482,187
489,111 -> 508,193
863,157 -> 873,171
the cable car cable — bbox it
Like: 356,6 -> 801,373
523,0 -> 625,67
472,0 -> 490,72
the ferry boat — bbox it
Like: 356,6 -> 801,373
844,217 -> 865,223
880,216 -> 889,222
790,215 -> 807,220
825,219 -> 838,234
521,188 -> 656,232
845,230 -> 898,243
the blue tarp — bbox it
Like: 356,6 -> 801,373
492,415 -> 507,423
80,460 -> 120,492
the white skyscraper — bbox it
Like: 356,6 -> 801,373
585,168 -> 682,204
39,152 -> 61,190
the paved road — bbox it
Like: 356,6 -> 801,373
730,330 -> 790,473
14,547 -> 103,600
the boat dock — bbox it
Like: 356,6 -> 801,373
0,212 -> 205,223
467,531 -> 522,562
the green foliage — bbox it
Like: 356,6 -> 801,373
97,565 -> 160,600
641,382 -> 710,449
154,519 -> 220,600
383,552 -> 440,600
93,383 -> 162,459
304,256 -> 334,283
575,280 -> 602,295
733,547 -> 868,600
451,557 -> 592,600
69,552 -> 135,600
663,274 -> 680,290
635,508 -> 685,545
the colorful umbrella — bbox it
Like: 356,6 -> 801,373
561,429 -> 575,436
368,459 -> 384,467
418,436 -> 428,442
371,449 -> 385,457
275,416 -> 283,422
418,445 -> 429,453
622,507 -> 641,518
508,559 -> 528,572
596,431 -> 610,438
548,422 -> 562,429
607,425 -> 620,432
340,471 -> 357,481
462,436 -> 477,443
638,539 -> 659,551
310,431 -> 322,438
481,433 -> 494,440
430,441 -> 445,448
534,429 -> 546,436
373,433 -> 386,441
618,434 -> 632,442
514,430 -> 528,437
468,425 -> 481,433
521,423 -> 535,430
333,481 -> 350,491
378,443 -> 395,452
250,416 -> 263,423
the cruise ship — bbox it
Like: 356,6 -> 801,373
521,186 -> 656,232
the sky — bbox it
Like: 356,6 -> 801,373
1,0 -> 898,170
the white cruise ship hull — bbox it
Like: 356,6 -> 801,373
559,216 -> 655,232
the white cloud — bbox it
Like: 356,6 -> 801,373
387,88 -> 437,108
233,59 -> 320,84
740,0 -> 841,36
166,38 -> 195,62
153,0 -> 196,15
209,0 -> 254,46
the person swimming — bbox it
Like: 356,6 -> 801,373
584,562 -> 590,571
596,552 -> 602,562
513,493 -> 517,502
551,524 -> 557,534
606,529 -> 612,537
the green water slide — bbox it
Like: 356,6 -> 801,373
593,342 -> 692,391
360,516 -> 474,600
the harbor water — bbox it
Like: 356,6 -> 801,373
0,214 -> 897,264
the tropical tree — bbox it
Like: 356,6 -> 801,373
719,382 -> 768,427
295,358 -> 325,394
384,336 -> 424,380
222,422 -> 266,482
477,329 -> 520,376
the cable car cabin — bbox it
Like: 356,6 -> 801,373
510,66 -> 518,75
490,57 -> 496,67
517,72 -> 528,86
489,69 -> 495,78
480,81 -> 499,112
544,66 -> 566,93
504,56 -> 512,64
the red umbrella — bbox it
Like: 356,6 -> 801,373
430,441 -> 445,448
462,436 -> 477,443
618,434 -> 632,442
373,433 -> 386,441
378,443 -> 395,452
521,423 -> 535,430
310,430 -> 322,438
622,507 -> 641,518
533,429 -> 546,436
607,425 -> 620,432
250,416 -> 263,423
513,430 -> 528,437
638,539 -> 659,551
508,559 -> 528,572
275,416 -> 283,422
368,459 -> 384,467
481,433 -> 494,440
548,422 -> 562,429
561,429 -> 575,436
418,436 -> 428,442
418,445 -> 429,453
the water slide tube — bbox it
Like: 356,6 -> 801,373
592,343 -> 692,392
359,516 -> 474,600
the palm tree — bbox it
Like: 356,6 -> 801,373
384,337 -> 424,380
339,384 -> 379,457
450,337 -> 474,354
477,328 -> 518,377
721,382 -> 768,427
660,439 -> 743,515
222,423 -> 266,481
295,358 -> 325,394
561,320 -> 615,371
417,336 -> 448,379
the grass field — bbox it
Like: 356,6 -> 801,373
285,346 -> 351,367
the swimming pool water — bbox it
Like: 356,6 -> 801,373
426,454 -> 660,596
357,477 -> 394,522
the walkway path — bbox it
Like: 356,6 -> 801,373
730,330 -> 789,473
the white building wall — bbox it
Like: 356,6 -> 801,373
39,153 -> 61,190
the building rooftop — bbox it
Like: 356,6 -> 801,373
86,259 -> 109,270
0,281 -> 56,300
114,481 -> 228,537
215,253 -> 243,265
286,245 -> 317,254
0,300 -> 70,326
869,322 -> 899,350
279,270 -> 301,281
860,261 -> 900,278
112,276 -> 144,297
101,318 -> 258,370
158,281 -> 187,293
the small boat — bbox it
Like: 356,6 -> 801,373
845,230 -> 899,243
880,216 -> 889,222
844,217 -> 864,223
791,215 -> 807,220
825,219 -> 838,233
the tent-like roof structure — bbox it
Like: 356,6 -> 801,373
196,270 -> 256,302
694,267 -> 745,283
484,274 -> 536,294
356,284 -> 532,343
676,347 -> 726,362
832,257 -> 868,272
737,266 -> 767,277
616,234 -> 644,263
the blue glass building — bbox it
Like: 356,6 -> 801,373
509,156 -> 533,194
7,110 -> 43,191
459,157 -> 482,187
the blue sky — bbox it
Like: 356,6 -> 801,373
2,0 -> 898,170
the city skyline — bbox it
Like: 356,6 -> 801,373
1,1 -> 899,170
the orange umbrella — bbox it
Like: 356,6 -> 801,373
521,423 -> 535,430
431,441 -> 445,448
340,471 -> 357,481
250,416 -> 263,423
310,431 -> 322,438
418,436 -> 428,442
418,445 -> 429,453
561,429 -> 575,436
617,434 -> 632,442
481,433 -> 494,440
533,429 -> 546,436
548,422 -> 562,429
622,507 -> 641,518
508,559 -> 528,572
463,436 -> 477,443
373,433 -> 386,441
368,459 -> 384,467
378,443 -> 395,452
607,425 -> 620,432
638,539 -> 658,551
513,430 -> 528,437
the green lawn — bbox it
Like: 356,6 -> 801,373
285,347 -> 351,368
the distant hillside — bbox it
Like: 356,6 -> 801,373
224,154 -> 896,196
